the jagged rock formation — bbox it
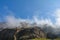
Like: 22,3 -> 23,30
0,22 -> 59,40
0,27 -> 46,40
16,27 -> 46,40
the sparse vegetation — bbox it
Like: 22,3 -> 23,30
32,38 -> 60,40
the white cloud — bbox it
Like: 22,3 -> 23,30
2,6 -> 60,29
54,9 -> 60,27
3,15 -> 54,28
3,8 -> 55,28
5,15 -> 34,28
33,16 -> 54,27
5,15 -> 20,27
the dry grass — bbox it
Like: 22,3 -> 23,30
32,38 -> 60,40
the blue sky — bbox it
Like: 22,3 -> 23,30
0,0 -> 60,22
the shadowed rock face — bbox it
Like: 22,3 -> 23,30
0,29 -> 16,40
0,27 -> 46,40
47,33 -> 57,39
16,27 -> 46,40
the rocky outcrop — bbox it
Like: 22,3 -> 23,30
0,27 -> 46,40
16,27 -> 46,40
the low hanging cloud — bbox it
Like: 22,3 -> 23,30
1,7 -> 60,34
0,6 -> 55,28
5,15 -> 33,28
33,16 -> 54,28
4,14 -> 54,28
3,11 -> 53,27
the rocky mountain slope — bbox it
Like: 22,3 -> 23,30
0,27 -> 46,40
0,22 -> 60,40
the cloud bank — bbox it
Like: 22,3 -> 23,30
1,7 -> 60,34
2,8 -> 60,28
